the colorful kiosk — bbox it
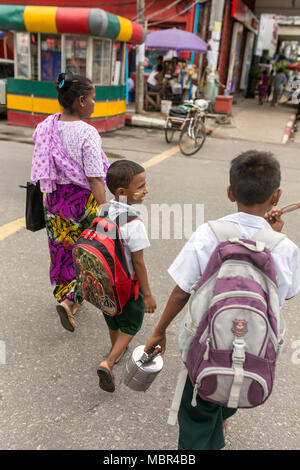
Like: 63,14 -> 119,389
0,4 -> 145,130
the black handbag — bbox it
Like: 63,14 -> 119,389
20,181 -> 46,232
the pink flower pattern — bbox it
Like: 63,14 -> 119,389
31,113 -> 109,193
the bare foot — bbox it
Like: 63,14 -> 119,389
58,300 -> 76,330
72,302 -> 80,316
114,347 -> 128,364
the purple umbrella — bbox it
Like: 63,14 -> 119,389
145,28 -> 207,53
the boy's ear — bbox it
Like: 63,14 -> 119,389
227,185 -> 236,202
271,188 -> 282,206
115,187 -> 127,197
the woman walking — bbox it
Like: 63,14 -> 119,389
31,71 -> 109,332
258,70 -> 269,105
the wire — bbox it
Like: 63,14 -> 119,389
145,0 -> 183,20
149,0 -> 198,26
132,0 -> 157,22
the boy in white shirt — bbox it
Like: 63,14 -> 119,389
145,150 -> 300,450
97,160 -> 156,393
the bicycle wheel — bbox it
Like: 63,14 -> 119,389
179,119 -> 206,156
165,120 -> 175,143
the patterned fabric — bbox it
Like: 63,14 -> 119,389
44,183 -> 99,303
31,113 -> 109,193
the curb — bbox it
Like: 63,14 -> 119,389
281,114 -> 296,144
125,114 -> 166,129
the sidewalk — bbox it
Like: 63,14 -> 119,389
0,97 -> 296,145
125,98 -> 297,145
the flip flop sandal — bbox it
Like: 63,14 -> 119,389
97,366 -> 115,393
56,305 -> 75,332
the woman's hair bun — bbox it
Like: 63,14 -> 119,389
56,71 -> 74,93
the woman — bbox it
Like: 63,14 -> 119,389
31,71 -> 109,332
258,70 -> 270,105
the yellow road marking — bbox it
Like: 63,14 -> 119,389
0,217 -> 26,241
142,144 -> 179,168
0,143 -> 179,241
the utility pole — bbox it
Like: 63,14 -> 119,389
135,0 -> 145,114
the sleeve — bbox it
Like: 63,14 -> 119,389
168,224 -> 217,293
121,219 -> 150,253
272,239 -> 300,305
82,127 -> 106,178
286,242 -> 300,299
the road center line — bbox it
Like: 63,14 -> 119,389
142,144 -> 180,168
0,217 -> 26,241
0,144 -> 179,241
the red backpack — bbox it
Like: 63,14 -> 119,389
72,205 -> 139,316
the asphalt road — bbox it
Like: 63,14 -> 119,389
0,127 -> 300,450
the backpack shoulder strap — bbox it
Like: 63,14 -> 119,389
115,211 -> 138,227
98,203 -> 110,218
251,228 -> 286,251
208,220 -> 241,242
98,204 -> 138,227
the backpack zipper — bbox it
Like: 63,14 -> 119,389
209,290 -> 267,309
191,367 -> 269,407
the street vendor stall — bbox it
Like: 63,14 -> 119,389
145,28 -> 207,105
0,4 -> 145,130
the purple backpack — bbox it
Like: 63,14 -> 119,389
168,221 -> 286,425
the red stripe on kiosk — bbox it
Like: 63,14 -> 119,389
56,7 -> 90,34
130,22 -> 144,44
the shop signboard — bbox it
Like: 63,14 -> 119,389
226,22 -> 244,93
240,31 -> 254,90
231,0 -> 259,34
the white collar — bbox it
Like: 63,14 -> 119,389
220,212 -> 272,230
110,198 -> 140,216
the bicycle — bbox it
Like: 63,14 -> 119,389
165,99 -> 208,156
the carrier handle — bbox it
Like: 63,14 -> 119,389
140,346 -> 162,364
92,217 -> 114,232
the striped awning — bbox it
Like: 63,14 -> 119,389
0,4 -> 145,43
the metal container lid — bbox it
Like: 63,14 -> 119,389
132,345 -> 163,374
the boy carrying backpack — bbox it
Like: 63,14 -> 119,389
74,160 -> 156,393
145,151 -> 300,450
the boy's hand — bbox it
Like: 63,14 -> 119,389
143,294 -> 157,313
145,331 -> 166,355
264,207 -> 284,232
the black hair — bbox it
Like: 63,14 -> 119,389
230,150 -> 281,206
55,71 -> 94,111
156,64 -> 163,72
106,160 -> 145,195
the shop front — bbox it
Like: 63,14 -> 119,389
226,0 -> 259,95
0,4 -> 145,129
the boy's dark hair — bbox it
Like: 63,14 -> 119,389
55,71 -> 94,110
156,64 -> 164,72
230,151 -> 281,206
106,160 -> 145,195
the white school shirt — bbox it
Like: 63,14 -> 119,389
168,212 -> 300,308
106,199 -> 150,278
147,70 -> 159,86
